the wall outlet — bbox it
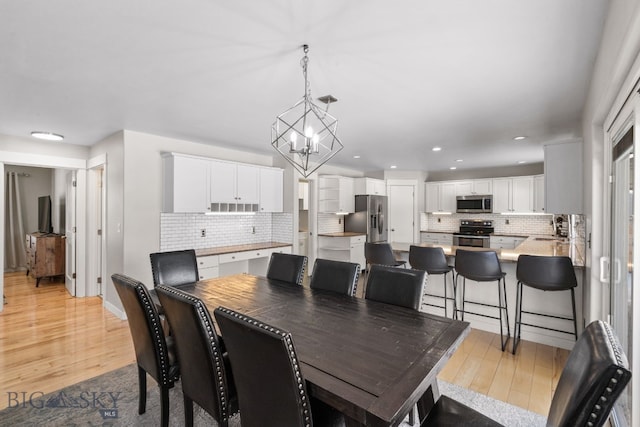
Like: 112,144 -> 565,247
505,219 -> 510,225
200,229 -> 206,237
437,218 -> 441,223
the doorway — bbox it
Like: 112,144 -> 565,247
387,180 -> 416,245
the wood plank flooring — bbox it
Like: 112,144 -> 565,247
0,271 -> 568,415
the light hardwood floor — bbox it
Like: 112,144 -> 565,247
0,271 -> 568,415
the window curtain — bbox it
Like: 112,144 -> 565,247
4,172 -> 27,271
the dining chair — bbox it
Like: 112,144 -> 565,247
512,255 -> 578,354
266,252 -> 307,286
149,249 -> 199,287
420,320 -> 631,427
454,249 -> 510,351
364,264 -> 426,310
155,285 -> 238,427
309,258 -> 360,296
111,274 -> 180,427
409,245 -> 455,317
213,306 -> 345,427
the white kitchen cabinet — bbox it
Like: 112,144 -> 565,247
454,181 -> 473,196
355,177 -> 386,195
489,235 -> 526,249
259,167 -> 283,212
492,176 -> 534,213
319,176 -> 355,213
196,255 -> 219,280
210,160 -> 259,211
420,232 -> 453,245
163,154 -> 210,213
544,142 -> 583,214
533,174 -> 545,213
298,181 -> 309,210
317,235 -> 366,269
424,182 -> 456,213
218,246 -> 292,276
472,179 -> 493,195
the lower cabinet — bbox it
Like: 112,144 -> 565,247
420,232 -> 453,245
489,235 -> 526,249
317,235 -> 366,270
216,246 -> 292,277
197,255 -> 220,280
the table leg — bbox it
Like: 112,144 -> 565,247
345,416 -> 365,427
416,380 -> 441,424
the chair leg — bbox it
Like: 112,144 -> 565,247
570,288 -> 578,340
461,277 -> 466,321
502,277 -> 510,338
409,406 -> 415,425
497,279 -> 505,351
137,366 -> 147,415
184,394 -> 194,427
513,281 -> 523,354
160,385 -> 170,427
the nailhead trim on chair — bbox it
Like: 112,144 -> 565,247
352,267 -> 360,297
216,307 -> 311,427
296,257 -> 308,286
158,285 -> 237,420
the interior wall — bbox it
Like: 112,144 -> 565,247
52,169 -> 67,234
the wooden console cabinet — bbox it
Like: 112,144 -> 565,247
25,232 -> 65,287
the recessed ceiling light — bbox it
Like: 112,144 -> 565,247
31,131 -> 64,141
456,159 -> 463,162
449,166 -> 457,170
432,147 -> 442,152
353,155 -> 361,159
513,136 -> 526,141
517,160 -> 526,164
390,165 -> 397,169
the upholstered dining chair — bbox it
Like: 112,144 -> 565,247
111,274 -> 180,427
266,252 -> 307,286
149,249 -> 199,287
155,285 -> 238,427
309,258 -> 360,296
213,306 -> 345,427
364,264 -> 426,310
420,320 -> 631,427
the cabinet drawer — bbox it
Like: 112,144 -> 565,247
197,255 -> 219,269
350,235 -> 366,244
199,266 -> 219,280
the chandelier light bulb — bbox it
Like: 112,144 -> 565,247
305,126 -> 314,138
312,134 -> 320,153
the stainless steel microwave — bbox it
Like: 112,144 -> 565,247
456,195 -> 492,213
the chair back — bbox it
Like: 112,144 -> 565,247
365,242 -> 398,266
309,258 -> 360,296
516,255 -> 577,291
155,285 -> 237,424
364,264 -> 426,310
547,320 -> 631,427
409,245 -> 450,274
150,249 -> 199,287
111,274 -> 177,387
214,307 -> 312,427
454,249 -> 503,281
266,253 -> 307,286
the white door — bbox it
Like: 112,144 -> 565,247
65,171 -> 76,296
388,184 -> 415,245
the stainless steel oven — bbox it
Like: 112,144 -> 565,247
453,219 -> 493,248
453,234 -> 490,248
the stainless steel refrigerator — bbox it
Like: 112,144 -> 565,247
345,195 -> 388,242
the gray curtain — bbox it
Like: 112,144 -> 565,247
4,172 -> 27,271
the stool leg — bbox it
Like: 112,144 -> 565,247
570,288 -> 578,340
497,279 -> 505,351
461,277 -> 466,321
443,273 -> 448,318
513,281 -> 522,355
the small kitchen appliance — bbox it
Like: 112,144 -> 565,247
453,219 -> 494,248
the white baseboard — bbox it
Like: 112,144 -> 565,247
104,299 -> 126,320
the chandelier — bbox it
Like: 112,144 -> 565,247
271,44 -> 343,178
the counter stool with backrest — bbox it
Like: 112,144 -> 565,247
266,252 -> 307,286
512,254 -> 578,354
409,245 -> 455,317
420,320 -> 631,427
454,249 -> 510,351
364,242 -> 407,294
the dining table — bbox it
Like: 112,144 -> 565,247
167,273 -> 470,427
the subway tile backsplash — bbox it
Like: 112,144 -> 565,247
160,213 -> 293,251
421,213 -> 560,236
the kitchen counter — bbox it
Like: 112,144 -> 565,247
318,232 -> 367,237
195,241 -> 291,257
393,235 -> 585,267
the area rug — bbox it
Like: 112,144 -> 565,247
0,364 -> 545,426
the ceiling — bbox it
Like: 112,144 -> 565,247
0,1 -> 609,173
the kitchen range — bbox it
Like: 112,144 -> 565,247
452,219 -> 494,248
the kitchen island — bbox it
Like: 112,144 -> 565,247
393,236 -> 585,350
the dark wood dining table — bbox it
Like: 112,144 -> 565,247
171,273 -> 470,427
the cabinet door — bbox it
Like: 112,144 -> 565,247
492,178 -> 511,213
533,175 -> 545,213
440,182 -> 457,212
473,179 -> 492,195
373,179 -> 386,196
425,183 -> 440,212
166,155 -> 209,213
259,167 -> 283,212
210,160 -> 237,204
511,176 -> 534,212
455,181 -> 473,196
236,164 -> 259,204
338,177 -> 355,213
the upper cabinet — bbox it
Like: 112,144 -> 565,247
162,153 -> 283,213
492,176 -> 534,213
354,177 -> 386,195
319,176 -> 355,213
544,142 -> 583,214
425,182 -> 456,213
533,174 -> 545,213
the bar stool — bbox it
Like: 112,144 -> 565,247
512,254 -> 578,354
454,249 -> 510,351
409,245 -> 455,317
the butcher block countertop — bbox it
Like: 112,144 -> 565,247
394,235 -> 585,267
318,232 -> 367,237
195,242 -> 291,257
